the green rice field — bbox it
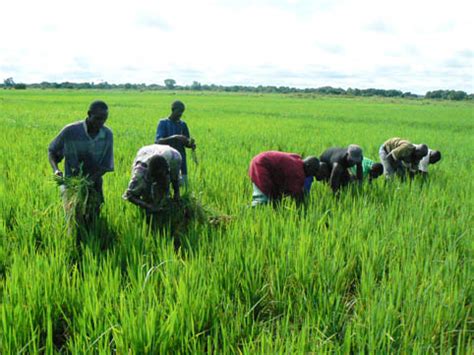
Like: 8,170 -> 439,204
0,90 -> 472,353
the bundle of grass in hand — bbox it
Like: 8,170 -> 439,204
54,175 -> 102,228
150,192 -> 231,236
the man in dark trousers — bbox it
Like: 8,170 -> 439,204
320,144 -> 363,193
48,100 -> 114,227
248,151 -> 321,206
155,100 -> 196,186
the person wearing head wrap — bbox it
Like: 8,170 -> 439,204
379,138 -> 428,179
155,100 -> 195,186
319,144 -> 364,193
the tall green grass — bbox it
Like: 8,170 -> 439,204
0,90 -> 472,353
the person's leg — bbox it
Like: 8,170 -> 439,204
379,144 -> 395,178
180,174 -> 188,188
252,183 -> 269,207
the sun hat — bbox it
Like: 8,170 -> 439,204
347,144 -> 363,163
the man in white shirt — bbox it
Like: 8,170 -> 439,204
418,149 -> 442,176
123,144 -> 182,213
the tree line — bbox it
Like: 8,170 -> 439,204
2,77 -> 472,101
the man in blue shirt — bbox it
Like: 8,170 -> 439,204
155,100 -> 196,185
48,100 -> 114,226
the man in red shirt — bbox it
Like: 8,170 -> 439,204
248,151 -> 321,206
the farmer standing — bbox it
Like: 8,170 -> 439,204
155,100 -> 195,186
48,100 -> 114,225
248,151 -> 320,206
123,144 -> 182,213
379,138 -> 428,179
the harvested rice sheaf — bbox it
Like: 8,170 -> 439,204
152,193 -> 231,235
54,175 -> 101,227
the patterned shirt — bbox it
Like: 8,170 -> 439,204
383,138 -> 415,162
123,144 -> 182,202
48,120 -> 114,178
155,118 -> 190,174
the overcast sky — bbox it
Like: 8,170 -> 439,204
1,0 -> 473,94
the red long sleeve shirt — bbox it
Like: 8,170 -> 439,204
249,151 -> 305,199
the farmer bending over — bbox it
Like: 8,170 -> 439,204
319,145 -> 363,193
379,138 -> 428,179
249,151 -> 320,206
155,100 -> 195,186
416,148 -> 441,177
123,144 -> 182,213
48,100 -> 114,225
349,157 -> 384,183
303,162 -> 331,192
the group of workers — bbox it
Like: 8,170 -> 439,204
249,140 -> 441,206
48,99 -> 442,226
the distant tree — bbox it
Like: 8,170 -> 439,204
13,83 -> 26,90
425,90 -> 467,101
447,90 -> 467,101
164,79 -> 176,89
4,77 -> 15,88
191,81 -> 202,91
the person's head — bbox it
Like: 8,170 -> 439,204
346,144 -> 363,166
369,162 -> 384,179
413,144 -> 428,160
315,161 -> 330,181
303,156 -> 320,177
87,100 -> 108,131
429,150 -> 441,164
147,155 -> 169,183
170,100 -> 185,121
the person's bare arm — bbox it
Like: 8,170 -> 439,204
125,195 -> 160,212
48,152 -> 63,177
171,179 -> 180,201
356,162 -> 363,183
329,163 -> 343,193
155,135 -> 189,146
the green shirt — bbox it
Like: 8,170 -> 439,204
350,157 -> 374,177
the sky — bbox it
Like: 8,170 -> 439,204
1,0 -> 473,94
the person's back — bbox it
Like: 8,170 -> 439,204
382,137 -> 415,162
319,145 -> 363,192
320,147 -> 350,168
249,151 -> 305,199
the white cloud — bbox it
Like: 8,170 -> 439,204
0,0 -> 472,93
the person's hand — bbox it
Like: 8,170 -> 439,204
187,137 -> 196,150
148,204 -> 161,213
54,169 -> 63,178
175,135 -> 190,145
